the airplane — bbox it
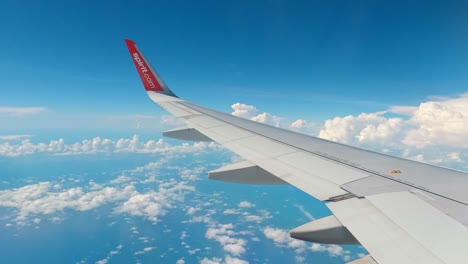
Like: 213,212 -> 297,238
124,39 -> 468,264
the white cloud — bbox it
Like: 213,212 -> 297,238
289,119 -> 318,134
0,135 -> 220,157
447,152 -> 461,162
0,135 -> 32,141
176,259 -> 185,264
231,103 -> 257,118
319,94 -> 468,150
134,246 -> 154,255
223,209 -> 240,215
143,247 -> 153,252
231,103 -> 283,127
318,111 -> 404,146
402,96 -> 468,148
238,201 -> 255,208
187,207 -> 200,215
223,243 -> 246,256
388,105 -> 418,115
244,215 -> 262,222
199,256 -> 247,264
250,113 -> 283,127
0,157 -> 204,225
294,205 -> 315,221
315,94 -> 468,166
200,257 -> 222,264
95,244 -> 123,264
263,227 -> 303,247
290,119 -> 307,129
115,181 -> 195,222
109,175 -> 131,184
0,106 -> 47,116
0,182 -> 136,223
205,223 -> 247,256
230,95 -> 468,168
310,243 -> 350,257
224,256 -> 248,264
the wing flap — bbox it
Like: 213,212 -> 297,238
328,191 -> 468,264
328,196 -> 444,264
366,191 -> 468,264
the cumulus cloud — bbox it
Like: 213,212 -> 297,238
316,94 -> 468,166
231,103 -> 283,127
290,119 -> 307,129
96,244 -> 123,264
251,113 -> 283,127
318,111 -> 404,146
115,180 -> 195,222
222,205 -> 271,223
0,157 -> 204,225
263,227 -> 306,250
199,256 -> 248,264
187,207 -> 200,215
238,201 -> 255,208
200,257 -> 222,264
231,93 -> 468,167
0,106 -> 47,116
319,94 -> 468,150
0,182 -> 136,223
224,256 -> 248,264
0,135 -> 220,157
402,96 -> 468,148
205,223 -> 247,256
231,103 -> 257,118
388,105 -> 418,116
310,242 -> 352,261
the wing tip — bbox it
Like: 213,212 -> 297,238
124,39 -> 135,45
125,39 -> 178,98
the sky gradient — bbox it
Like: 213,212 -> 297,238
1,1 -> 468,126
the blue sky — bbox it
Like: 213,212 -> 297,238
1,0 -> 468,130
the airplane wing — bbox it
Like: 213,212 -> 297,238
125,39 -> 468,264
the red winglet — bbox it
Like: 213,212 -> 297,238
125,39 -> 165,92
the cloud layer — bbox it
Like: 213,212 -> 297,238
0,135 -> 219,157
231,94 -> 468,167
0,182 -> 136,224
0,106 -> 47,116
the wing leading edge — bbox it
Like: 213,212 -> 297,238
124,39 -> 468,264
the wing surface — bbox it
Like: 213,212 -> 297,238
125,39 -> 468,264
